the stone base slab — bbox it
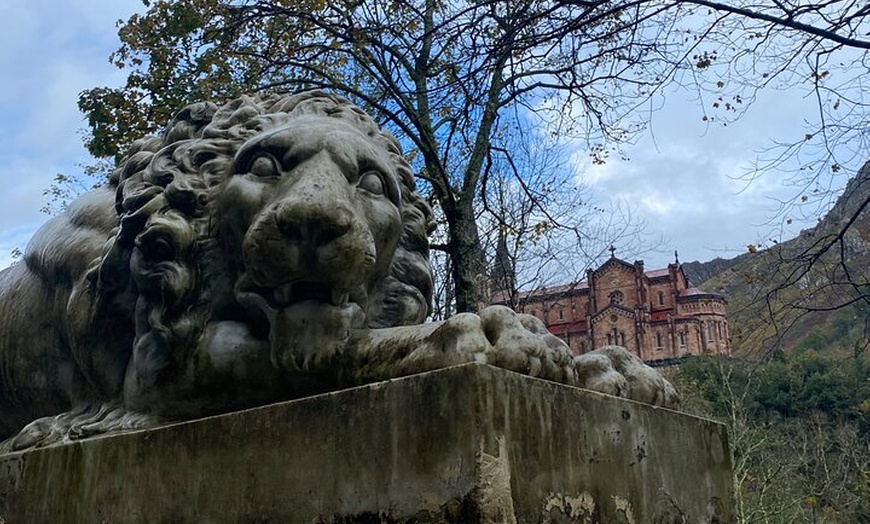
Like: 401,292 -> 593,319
0,364 -> 732,523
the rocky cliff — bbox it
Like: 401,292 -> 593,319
688,161 -> 870,359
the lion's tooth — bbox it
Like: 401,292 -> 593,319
332,289 -> 349,307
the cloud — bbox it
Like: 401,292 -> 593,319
567,82 -> 849,269
0,0 -> 140,266
636,190 -> 678,216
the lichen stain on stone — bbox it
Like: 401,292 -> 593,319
708,429 -> 727,464
476,436 -> 517,524
634,441 -> 647,464
0,454 -> 25,496
542,492 -> 596,523
612,495 -> 636,523
652,490 -> 690,523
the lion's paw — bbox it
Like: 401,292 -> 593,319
575,346 -> 679,408
0,401 -> 163,453
351,306 -> 678,409
478,305 -> 576,383
477,306 -> 678,408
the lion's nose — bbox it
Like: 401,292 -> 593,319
275,198 -> 353,247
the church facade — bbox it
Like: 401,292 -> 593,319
491,252 -> 731,363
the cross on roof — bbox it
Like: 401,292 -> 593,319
609,245 -> 616,258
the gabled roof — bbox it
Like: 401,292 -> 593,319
592,256 -> 636,276
492,257 -> 705,303
677,287 -> 726,301
645,267 -> 670,278
491,281 -> 588,304
590,303 -> 636,324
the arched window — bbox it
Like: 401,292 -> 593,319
658,291 -> 664,306
609,328 -> 620,346
655,332 -> 663,348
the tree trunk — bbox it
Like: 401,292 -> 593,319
449,202 -> 488,313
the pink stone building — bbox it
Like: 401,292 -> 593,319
491,253 -> 731,363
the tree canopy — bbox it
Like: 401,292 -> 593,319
80,0 -> 869,314
674,353 -> 870,522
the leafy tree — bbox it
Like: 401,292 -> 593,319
673,353 -> 870,523
80,0 -> 869,314
473,131 -> 648,314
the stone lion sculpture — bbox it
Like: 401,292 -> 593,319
0,91 -> 676,450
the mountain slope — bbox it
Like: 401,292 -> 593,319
691,161 -> 870,359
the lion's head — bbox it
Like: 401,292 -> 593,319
80,91 -> 433,418
0,90 -> 676,453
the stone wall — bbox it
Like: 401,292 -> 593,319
0,364 -> 733,523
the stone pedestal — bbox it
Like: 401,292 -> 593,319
0,364 -> 732,523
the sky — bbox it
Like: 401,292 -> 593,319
574,83 -> 839,269
0,0 -> 858,274
0,0 -> 142,268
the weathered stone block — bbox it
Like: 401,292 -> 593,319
0,364 -> 732,523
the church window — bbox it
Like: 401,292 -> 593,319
607,333 -> 613,345
706,321 -> 713,341
658,291 -> 664,306
610,328 -> 620,346
558,308 -> 564,320
619,332 -> 626,346
655,332 -> 663,348
679,331 -> 686,347
609,290 -> 624,305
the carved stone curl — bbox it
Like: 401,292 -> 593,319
0,91 -> 676,450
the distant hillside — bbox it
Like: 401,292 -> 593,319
682,256 -> 747,287
693,161 -> 870,359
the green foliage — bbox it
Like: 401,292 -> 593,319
41,162 -> 112,215
672,354 -> 870,523
79,0 -> 256,160
677,352 -> 870,423
793,304 -> 869,356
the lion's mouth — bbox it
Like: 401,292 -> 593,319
271,281 -> 349,308
234,274 -> 367,330
233,274 -> 367,373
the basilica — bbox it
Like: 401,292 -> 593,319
491,250 -> 731,363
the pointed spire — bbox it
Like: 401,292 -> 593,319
491,231 -> 516,294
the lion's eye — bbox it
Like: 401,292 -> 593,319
248,154 -> 280,178
358,171 -> 385,196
